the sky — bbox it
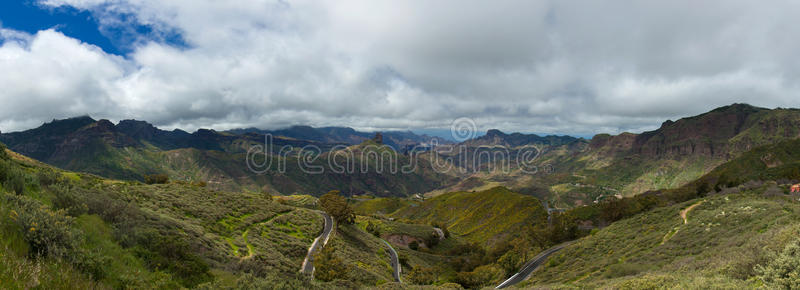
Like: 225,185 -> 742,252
1,1 -> 799,136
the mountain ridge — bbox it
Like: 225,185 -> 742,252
2,103 -> 799,201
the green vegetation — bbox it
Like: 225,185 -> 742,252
524,190 -> 800,288
144,173 -> 169,184
392,186 -> 548,246
756,237 -> 800,289
352,197 -> 413,216
0,142 -> 8,160
0,147 -> 344,288
313,245 -> 348,282
365,221 -> 381,237
356,216 -> 436,241
320,190 -> 356,228
327,224 -> 395,285
2,104 -> 800,289
694,138 -> 800,189
356,187 -> 573,288
3,121 -> 456,196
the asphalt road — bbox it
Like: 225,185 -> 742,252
495,241 -> 573,289
381,239 -> 402,283
301,211 -> 333,275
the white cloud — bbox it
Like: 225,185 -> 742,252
0,0 -> 799,135
0,29 -> 127,131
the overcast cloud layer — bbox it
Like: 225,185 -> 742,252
1,0 -> 799,135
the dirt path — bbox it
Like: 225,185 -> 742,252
661,200 -> 705,245
680,200 -> 704,224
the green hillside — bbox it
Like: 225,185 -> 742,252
477,104 -> 800,207
523,189 -> 800,289
392,187 -> 548,246
0,118 -> 457,198
326,224 -> 396,285
352,197 -> 414,216
0,144 -> 353,288
691,138 -> 800,190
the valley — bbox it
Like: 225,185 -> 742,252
3,1 -> 800,288
1,104 -> 800,289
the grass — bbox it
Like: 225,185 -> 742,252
73,214 -> 175,288
391,186 -> 548,246
523,189 -> 800,288
352,197 -> 413,216
356,215 -> 435,240
0,148 -> 334,288
328,224 -> 395,285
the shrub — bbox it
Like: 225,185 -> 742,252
132,231 -> 212,287
756,238 -> 800,289
262,191 -> 272,203
5,194 -> 78,258
408,266 -> 439,285
453,264 -> 503,289
424,232 -> 440,248
2,193 -> 119,283
0,160 -> 7,184
51,184 -> 88,217
409,241 -> 420,251
37,169 -> 63,188
604,263 -> 642,278
365,221 -> 381,237
398,253 -> 410,268
144,174 -> 169,184
5,168 -> 26,195
314,245 -> 347,281
0,142 -> 8,160
195,273 -> 323,289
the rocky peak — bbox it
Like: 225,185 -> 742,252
117,120 -> 158,138
486,129 -> 505,137
93,119 -> 116,131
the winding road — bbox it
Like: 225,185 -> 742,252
381,239 -> 402,283
301,211 -> 333,275
495,241 -> 573,289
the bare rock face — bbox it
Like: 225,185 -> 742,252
585,103 -> 797,161
589,132 -> 636,156
630,104 -> 764,158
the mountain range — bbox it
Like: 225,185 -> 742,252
2,103 -> 800,289
1,103 -> 799,203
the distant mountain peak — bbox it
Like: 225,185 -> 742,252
711,103 -> 761,113
486,129 -> 505,137
95,119 -> 115,128
118,119 -> 156,127
41,115 -> 97,129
